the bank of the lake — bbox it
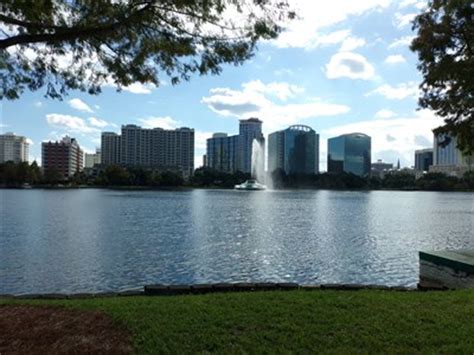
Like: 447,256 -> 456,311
2,289 -> 474,353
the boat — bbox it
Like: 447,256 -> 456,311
234,179 -> 266,191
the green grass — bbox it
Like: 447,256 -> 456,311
2,289 -> 474,353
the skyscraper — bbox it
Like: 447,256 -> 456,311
414,148 -> 433,172
429,133 -> 472,177
268,125 -> 319,174
42,136 -> 83,180
101,125 -> 194,178
206,133 -> 239,173
238,118 -> 264,174
101,132 -> 121,165
327,133 -> 371,176
0,132 -> 29,163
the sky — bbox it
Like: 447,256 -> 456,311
0,0 -> 444,171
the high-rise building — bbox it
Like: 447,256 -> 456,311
327,133 -> 371,176
101,125 -> 194,178
42,136 -> 83,180
101,132 -> 121,165
206,133 -> 239,173
429,133 -> 473,177
268,125 -> 319,174
414,148 -> 433,172
238,118 -> 264,174
0,132 -> 29,163
85,149 -> 101,168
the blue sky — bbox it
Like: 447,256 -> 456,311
0,0 -> 443,170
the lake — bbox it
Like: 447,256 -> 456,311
0,189 -> 472,294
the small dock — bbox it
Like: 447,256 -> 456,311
419,250 -> 474,289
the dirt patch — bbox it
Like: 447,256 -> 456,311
0,304 -> 132,354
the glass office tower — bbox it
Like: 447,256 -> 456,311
327,133 -> 371,176
268,125 -> 319,174
206,133 -> 239,173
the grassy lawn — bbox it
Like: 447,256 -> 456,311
2,289 -> 474,353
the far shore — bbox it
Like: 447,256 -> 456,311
1,184 -> 473,192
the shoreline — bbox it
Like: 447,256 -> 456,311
0,281 -> 448,299
1,185 -> 473,192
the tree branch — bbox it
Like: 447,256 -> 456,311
0,4 -> 152,49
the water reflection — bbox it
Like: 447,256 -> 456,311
0,189 -> 472,294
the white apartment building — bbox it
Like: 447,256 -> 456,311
0,132 -> 29,163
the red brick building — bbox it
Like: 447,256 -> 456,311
42,136 -> 83,180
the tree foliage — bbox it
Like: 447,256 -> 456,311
411,0 -> 474,153
0,0 -> 291,100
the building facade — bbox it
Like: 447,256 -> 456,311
429,133 -> 472,177
238,118 -> 264,174
0,132 -> 29,163
414,148 -> 433,172
85,149 -> 101,168
101,125 -> 194,178
42,136 -> 83,180
268,125 -> 319,174
327,133 -> 371,176
101,132 -> 121,166
206,133 -> 239,173
205,118 -> 265,175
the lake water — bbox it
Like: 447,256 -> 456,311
0,189 -> 472,294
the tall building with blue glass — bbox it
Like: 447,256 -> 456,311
327,133 -> 371,176
206,133 -> 239,173
414,148 -> 433,171
268,125 -> 319,174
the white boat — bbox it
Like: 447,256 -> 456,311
234,179 -> 266,191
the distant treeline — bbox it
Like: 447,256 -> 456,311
0,162 -> 186,187
193,167 -> 474,191
1,162 -> 473,191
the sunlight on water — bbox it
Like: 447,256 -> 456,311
0,189 -> 472,294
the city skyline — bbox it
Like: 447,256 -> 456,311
0,1 -> 446,170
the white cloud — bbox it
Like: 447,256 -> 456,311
273,0 -> 391,49
276,28 -> 366,52
122,83 -> 155,94
68,98 -> 94,113
388,35 -> 415,49
202,80 -> 350,133
26,138 -> 34,145
366,81 -> 418,99
46,113 -> 99,134
34,101 -> 43,108
398,0 -> 426,9
242,80 -> 304,101
138,116 -> 180,130
325,52 -> 375,80
384,54 -> 406,64
88,117 -> 110,128
321,109 -> 442,167
94,105 -> 100,110
374,109 -> 397,119
394,12 -> 417,29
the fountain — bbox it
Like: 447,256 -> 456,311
251,138 -> 265,184
235,138 -> 267,190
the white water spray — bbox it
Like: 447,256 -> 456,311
251,139 -> 266,184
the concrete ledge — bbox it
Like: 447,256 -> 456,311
419,250 -> 474,289
0,283 -> 420,299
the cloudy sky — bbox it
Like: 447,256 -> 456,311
0,0 -> 443,170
